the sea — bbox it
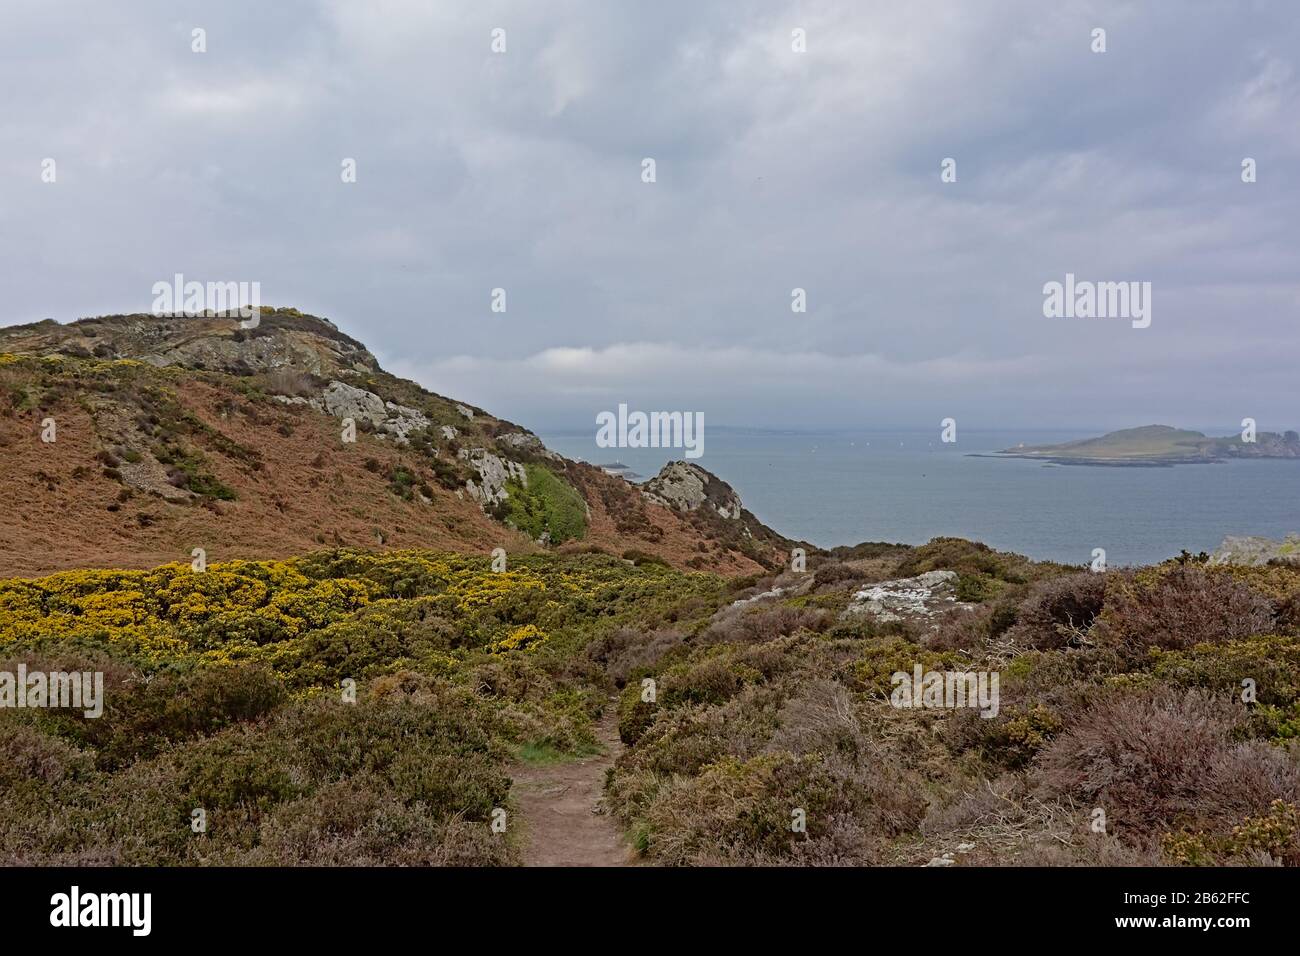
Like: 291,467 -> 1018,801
536,426 -> 1300,567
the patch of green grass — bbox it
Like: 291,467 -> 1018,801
503,465 -> 588,544
517,739 -> 601,764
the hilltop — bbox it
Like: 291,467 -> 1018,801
0,310 -> 796,577
993,424 -> 1300,466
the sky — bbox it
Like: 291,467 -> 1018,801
1,0 -> 1297,432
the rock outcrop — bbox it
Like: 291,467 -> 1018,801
322,380 -> 386,426
842,570 -> 974,624
459,448 -> 527,507
1211,534 -> 1300,567
642,461 -> 744,519
0,311 -> 377,379
319,381 -> 430,444
497,430 -> 561,460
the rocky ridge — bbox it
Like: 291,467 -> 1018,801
0,309 -> 791,576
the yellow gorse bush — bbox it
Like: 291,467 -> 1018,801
493,623 -> 548,653
0,548 -> 709,688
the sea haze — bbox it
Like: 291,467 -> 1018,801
538,426 -> 1300,567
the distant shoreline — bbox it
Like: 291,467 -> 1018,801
968,452 -> 1213,468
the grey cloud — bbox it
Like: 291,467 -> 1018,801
2,0 -> 1297,430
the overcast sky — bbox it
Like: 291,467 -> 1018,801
2,1 -> 1297,431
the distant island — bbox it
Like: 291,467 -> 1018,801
983,424 -> 1300,467
598,461 -> 643,481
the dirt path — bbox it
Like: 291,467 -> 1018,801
511,704 -> 635,867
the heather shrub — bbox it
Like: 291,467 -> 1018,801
176,725 -> 303,812
667,655 -> 754,706
627,744 -> 926,865
67,665 -> 285,770
945,645 -> 1130,769
1006,572 -> 1108,650
1001,646 -> 1129,694
628,638 -> 798,724
1031,687 -> 1300,833
385,747 -> 509,819
986,585 -> 1028,637
920,774 -> 1024,839
812,562 -> 859,587
1210,564 -> 1300,607
1148,630 -> 1300,742
1278,591 -> 1300,632
283,694 -> 508,800
924,605 -> 993,652
1008,836 -> 1167,867
64,759 -> 199,865
242,780 -> 512,865
615,682 -> 788,777
701,602 -> 829,645
586,626 -> 686,686
617,682 -> 660,745
0,723 -> 94,789
768,680 -> 871,758
1,685 -> 517,865
826,541 -> 907,563
1094,566 -> 1276,653
895,537 -> 1068,586
633,753 -> 798,863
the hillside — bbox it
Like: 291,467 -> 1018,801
0,310 -> 795,577
995,424 -> 1300,465
3,540 -> 1299,866
3,311 -> 1299,871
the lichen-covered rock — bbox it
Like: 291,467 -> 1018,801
381,400 -> 430,444
1211,534 -> 1300,567
145,333 -> 324,374
729,586 -> 790,607
842,570 -> 973,623
642,461 -> 743,519
322,380 -> 387,426
498,430 -> 560,460
459,448 -> 527,507
319,382 -> 429,444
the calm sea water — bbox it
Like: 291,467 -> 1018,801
537,426 -> 1300,567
